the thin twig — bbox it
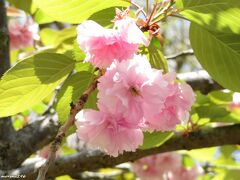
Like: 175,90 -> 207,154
36,74 -> 101,180
146,0 -> 149,15
169,13 -> 189,21
146,1 -> 158,25
125,0 -> 147,18
42,87 -> 60,116
166,49 -> 194,60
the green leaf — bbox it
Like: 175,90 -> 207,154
182,154 -> 195,168
33,0 -> 129,24
195,91 -> 211,106
148,44 -> 168,73
195,105 -> 229,119
54,27 -> 77,48
140,131 -> 173,149
190,23 -> 240,92
176,0 -> 240,34
55,72 -> 97,123
75,62 -> 94,72
187,147 -> 217,162
208,91 -> 233,105
34,9 -> 54,24
211,111 -> 240,123
220,145 -> 236,158
0,53 -> 74,117
40,28 -> 59,46
72,40 -> 85,62
40,27 -> 77,54
89,7 -> 121,27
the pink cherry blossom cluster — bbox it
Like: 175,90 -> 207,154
8,17 -> 38,50
75,16 -> 195,157
132,152 -> 203,180
77,18 -> 148,68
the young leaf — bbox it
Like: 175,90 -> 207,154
195,105 -> 229,120
190,23 -> 240,92
0,53 -> 74,117
176,0 -> 240,34
55,71 -> 97,123
140,131 -> 173,149
33,0 -> 130,24
72,40 -> 85,62
208,91 -> 233,105
148,44 -> 169,73
89,7 -> 122,27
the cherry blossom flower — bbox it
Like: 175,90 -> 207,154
169,166 -> 203,180
112,8 -> 130,22
132,152 -> 203,180
8,17 -> 38,50
76,18 -> 147,68
144,76 -> 195,131
97,55 -> 195,131
97,55 -> 155,125
75,108 -> 143,157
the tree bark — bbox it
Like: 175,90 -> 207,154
0,0 -> 17,169
3,124 -> 240,179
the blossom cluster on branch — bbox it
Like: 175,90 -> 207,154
8,10 -> 38,50
75,13 -> 195,157
132,152 -> 203,180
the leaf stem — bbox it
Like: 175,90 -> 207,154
146,0 -> 149,15
125,0 -> 147,18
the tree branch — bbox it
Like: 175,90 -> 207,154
37,75 -> 100,180
177,70 -> 222,94
0,116 -> 59,170
4,124 -> 240,179
0,69 -> 219,170
166,49 -> 194,60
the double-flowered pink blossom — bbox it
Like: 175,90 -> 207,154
76,18 -> 148,68
144,73 -> 195,131
75,108 -> 143,157
132,152 -> 203,180
76,55 -> 194,156
98,55 -> 195,131
8,18 -> 37,50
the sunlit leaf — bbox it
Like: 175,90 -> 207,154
55,71 -> 97,123
33,0 -> 129,24
148,44 -> 168,73
190,23 -> 240,91
140,131 -> 173,149
176,0 -> 240,34
0,53 -> 74,117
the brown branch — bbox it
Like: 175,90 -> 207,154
5,124 -> 240,179
36,75 -> 100,180
0,116 -> 59,170
0,70 -> 220,170
177,70 -> 222,94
